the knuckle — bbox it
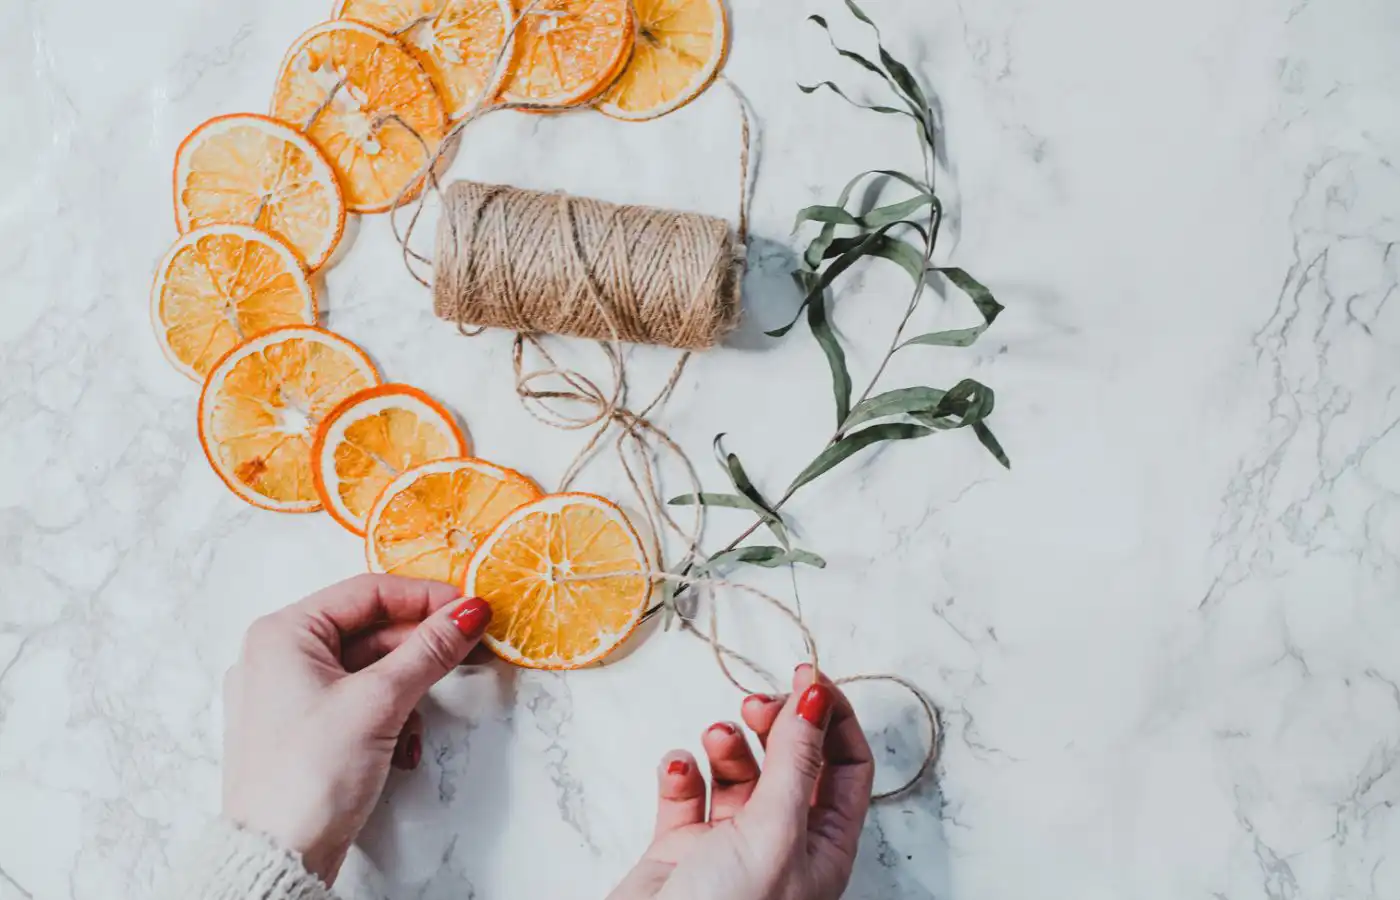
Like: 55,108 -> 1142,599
786,736 -> 825,783
354,673 -> 404,716
414,623 -> 463,672
241,614 -> 285,655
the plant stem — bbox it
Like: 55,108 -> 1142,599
653,112 -> 943,620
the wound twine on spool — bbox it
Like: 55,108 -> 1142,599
432,182 -> 743,351
357,2 -> 941,801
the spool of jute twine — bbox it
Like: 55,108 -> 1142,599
432,182 -> 743,350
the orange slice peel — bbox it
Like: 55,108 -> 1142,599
500,0 -> 636,108
465,492 -> 651,669
334,0 -> 516,121
173,113 -> 345,271
312,384 -> 469,535
271,20 -> 449,213
151,224 -> 317,382
199,326 -> 380,511
366,457 -> 543,585
598,0 -> 728,121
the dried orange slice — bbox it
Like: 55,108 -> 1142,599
199,326 -> 379,511
465,493 -> 650,669
598,0 -> 728,120
173,113 -> 345,271
500,0 -> 635,108
151,224 -> 317,382
334,0 -> 515,121
366,458 -> 542,584
312,384 -> 469,535
271,21 -> 448,213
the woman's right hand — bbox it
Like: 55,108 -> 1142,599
608,665 -> 874,900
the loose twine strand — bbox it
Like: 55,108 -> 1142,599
301,0 -> 938,800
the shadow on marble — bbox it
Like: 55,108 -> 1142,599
728,234 -> 805,351
350,663 -> 519,899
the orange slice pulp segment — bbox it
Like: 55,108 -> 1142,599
598,0 -> 728,120
173,113 -> 345,271
366,458 -> 542,584
500,0 -> 635,107
151,224 -> 316,382
271,21 -> 448,213
199,326 -> 379,511
312,384 -> 469,535
465,492 -> 650,669
335,0 -> 516,120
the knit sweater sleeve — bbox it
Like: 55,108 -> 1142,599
161,817 -> 338,900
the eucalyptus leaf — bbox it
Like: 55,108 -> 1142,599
843,386 -> 948,431
668,492 -> 760,511
807,15 -> 890,81
769,220 -> 927,338
974,421 -> 1011,469
839,0 -> 935,143
808,288 -> 851,426
714,435 -> 790,547
899,267 -> 1004,349
822,231 -> 929,284
798,169 -> 930,270
788,423 -> 932,493
910,379 -> 996,430
703,546 -> 827,571
798,81 -> 912,118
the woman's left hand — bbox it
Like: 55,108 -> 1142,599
221,574 -> 492,885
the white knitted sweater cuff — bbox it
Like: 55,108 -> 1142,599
165,817 -> 337,900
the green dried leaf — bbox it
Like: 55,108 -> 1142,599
704,546 -> 827,571
899,267 -> 1004,349
973,421 -> 1011,469
862,193 -> 936,229
910,379 -> 996,430
843,386 -> 948,431
792,204 -> 863,229
788,423 -> 932,493
770,220 -> 926,338
798,169 -> 930,270
668,492 -> 759,511
808,288 -> 851,426
822,230 -> 928,284
714,436 -> 790,547
798,81 -> 913,118
838,0 -> 935,145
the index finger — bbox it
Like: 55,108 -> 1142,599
289,574 -> 463,638
809,674 -> 873,860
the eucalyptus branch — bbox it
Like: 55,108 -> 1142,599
652,0 -> 1009,624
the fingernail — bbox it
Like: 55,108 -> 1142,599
797,683 -> 834,729
744,693 -> 775,705
708,721 -> 738,736
451,597 -> 491,637
666,759 -> 690,776
392,729 -> 420,770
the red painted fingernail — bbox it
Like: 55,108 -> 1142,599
797,683 -> 834,728
745,693 -> 775,705
451,597 -> 491,637
405,734 -> 422,769
666,759 -> 690,776
708,721 -> 738,736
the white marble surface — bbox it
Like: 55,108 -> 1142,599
4,0 -> 1400,897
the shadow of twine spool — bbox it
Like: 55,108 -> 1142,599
432,181 -> 744,350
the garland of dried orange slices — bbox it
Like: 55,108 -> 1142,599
151,0 -> 729,670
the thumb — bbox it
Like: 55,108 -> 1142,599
749,680 -> 836,822
366,596 -> 492,716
